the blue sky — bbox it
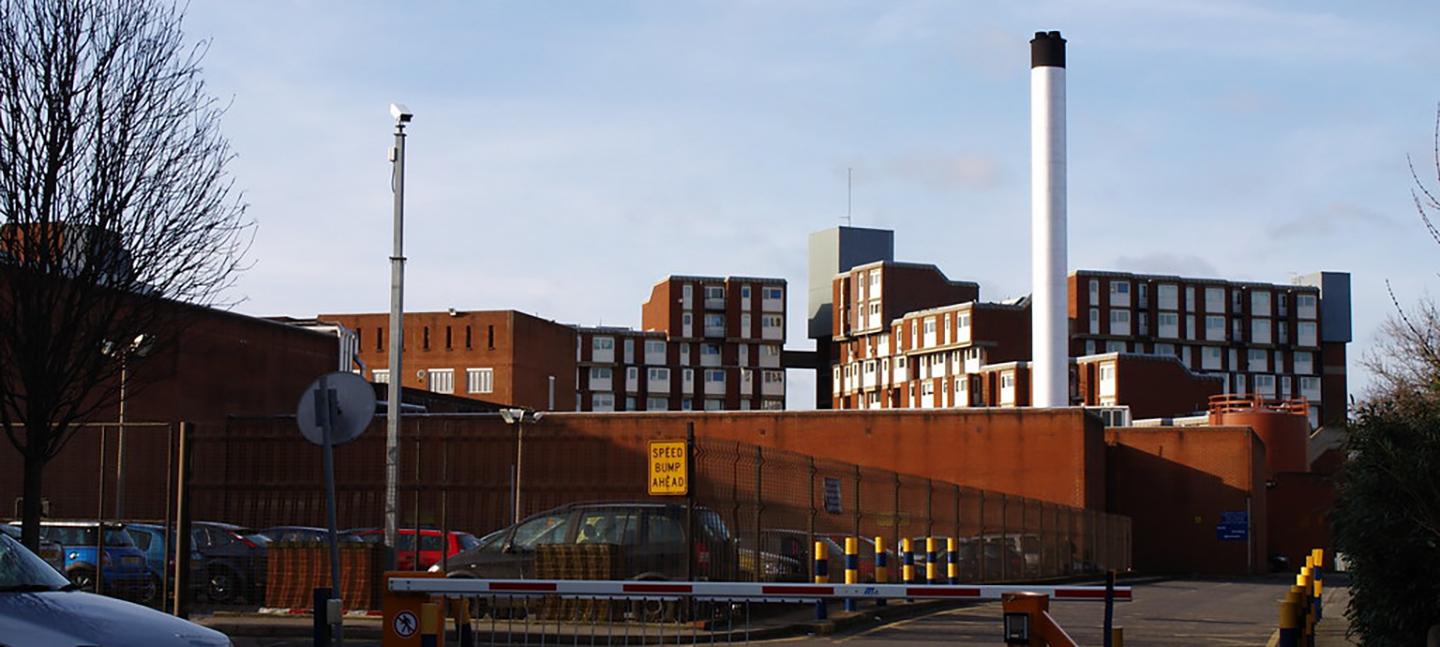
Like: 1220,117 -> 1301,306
185,1 -> 1440,408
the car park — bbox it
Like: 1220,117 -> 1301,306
260,525 -> 365,544
190,521 -> 270,604
0,523 -> 64,573
440,501 -> 737,582
0,531 -> 230,646
9,520 -> 153,601
351,527 -> 481,571
124,523 -> 207,605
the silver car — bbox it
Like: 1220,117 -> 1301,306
0,531 -> 231,646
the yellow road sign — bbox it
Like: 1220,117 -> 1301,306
648,440 -> 688,496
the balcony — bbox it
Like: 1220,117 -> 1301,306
762,324 -> 783,341
704,324 -> 726,338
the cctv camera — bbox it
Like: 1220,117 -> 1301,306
389,102 -> 413,123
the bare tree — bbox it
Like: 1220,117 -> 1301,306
0,0 -> 250,550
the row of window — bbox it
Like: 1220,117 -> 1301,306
1085,309 -> 1319,346
1081,340 -> 1319,375
680,284 -> 784,305
589,394 -> 785,412
360,323 -> 497,353
1086,279 -> 1319,319
584,366 -> 784,387
587,337 -> 782,362
371,367 -> 493,395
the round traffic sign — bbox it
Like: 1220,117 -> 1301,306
393,610 -> 418,637
295,371 -> 377,446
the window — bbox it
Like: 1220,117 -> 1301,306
1297,294 -> 1318,319
590,367 -> 612,380
1205,316 -> 1226,341
625,396 -> 637,411
763,370 -> 784,384
701,343 -> 721,356
623,338 -> 634,361
1251,291 -> 1271,317
923,318 -> 936,334
466,368 -> 494,393
1109,309 -> 1131,335
740,313 -> 751,335
593,337 -> 614,350
1185,287 -> 1195,311
1205,287 -> 1225,313
1248,349 -> 1268,371
592,393 -> 614,411
761,399 -> 784,410
627,366 -> 639,380
1084,340 -> 1095,355
1088,279 -> 1099,304
1185,315 -> 1195,340
704,399 -> 723,411
704,285 -> 725,300
1106,340 -> 1126,353
760,345 -> 780,358
1298,322 -> 1318,347
764,287 -> 783,300
761,314 -> 783,328
511,514 -> 571,549
1299,376 -> 1322,400
681,398 -> 693,411
741,285 -> 751,299
1137,283 -> 1148,307
1110,281 -> 1130,296
679,342 -> 690,365
1001,373 -> 1015,388
372,369 -> 390,384
648,367 -> 670,381
1202,346 -> 1223,370
1157,284 -> 1179,310
706,369 -> 725,383
1089,308 -> 1100,334
1251,319 -> 1272,345
682,313 -> 693,326
1294,351 -> 1314,375
647,397 -> 669,410
1098,363 -> 1116,397
1154,343 -> 1174,357
1158,312 -> 1179,338
683,368 -> 694,383
1254,374 -> 1276,396
645,340 -> 665,354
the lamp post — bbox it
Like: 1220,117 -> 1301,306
106,334 -> 151,519
385,102 -> 413,555
500,408 -> 544,524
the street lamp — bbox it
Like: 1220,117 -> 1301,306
385,102 -> 413,555
103,334 -> 151,519
499,408 -> 544,524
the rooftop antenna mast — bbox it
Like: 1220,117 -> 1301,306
845,167 -> 853,226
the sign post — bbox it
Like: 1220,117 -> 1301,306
298,372 -> 377,647
648,440 -> 689,496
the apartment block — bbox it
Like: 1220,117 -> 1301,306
319,309 -> 578,411
825,260 -> 1349,428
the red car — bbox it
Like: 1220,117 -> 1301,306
352,528 -> 482,570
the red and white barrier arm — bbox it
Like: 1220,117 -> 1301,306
387,578 -> 1132,603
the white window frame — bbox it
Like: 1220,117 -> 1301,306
466,367 -> 494,394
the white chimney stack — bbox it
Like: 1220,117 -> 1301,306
1030,31 -> 1067,408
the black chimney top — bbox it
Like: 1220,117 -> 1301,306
1030,31 -> 1066,69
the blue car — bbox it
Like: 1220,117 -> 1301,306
125,523 -> 207,604
0,531 -> 229,646
11,520 -> 154,602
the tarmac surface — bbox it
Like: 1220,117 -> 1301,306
224,576 -> 1343,647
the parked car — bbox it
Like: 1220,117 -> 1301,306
0,531 -> 230,646
190,521 -> 270,604
439,501 -> 737,582
0,523 -> 64,573
260,526 -> 365,544
351,527 -> 481,571
124,523 -> 207,605
8,520 -> 153,601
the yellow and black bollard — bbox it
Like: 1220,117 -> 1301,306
874,536 -> 888,607
844,537 -> 859,612
419,601 -> 440,647
946,537 -> 959,585
814,540 -> 829,621
1278,597 -> 1300,647
925,537 -> 938,585
901,538 -> 915,584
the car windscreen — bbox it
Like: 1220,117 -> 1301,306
0,534 -> 70,591
42,526 -> 135,548
457,533 -> 481,551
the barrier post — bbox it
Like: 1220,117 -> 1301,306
314,587 -> 332,647
1279,599 -> 1300,647
419,602 -> 439,647
873,536 -> 888,607
925,537 -> 938,585
843,537 -> 859,612
901,538 -> 915,602
382,571 -> 441,647
452,597 -> 473,647
814,540 -> 829,621
946,537 -> 958,585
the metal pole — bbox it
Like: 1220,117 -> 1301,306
685,423 -> 695,582
512,420 -> 524,525
1103,569 -> 1116,647
172,422 -> 193,618
316,380 -> 345,647
441,435 -> 450,575
162,424 -> 173,611
115,361 -> 126,518
385,117 -> 408,557
96,425 -> 107,595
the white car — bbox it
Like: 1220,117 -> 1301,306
0,531 -> 231,647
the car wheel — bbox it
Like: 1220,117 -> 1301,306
207,566 -> 240,604
140,575 -> 161,606
68,568 -> 96,593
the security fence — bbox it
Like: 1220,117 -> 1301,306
1,413 -> 1131,616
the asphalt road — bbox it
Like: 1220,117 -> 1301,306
792,578 -> 1291,647
230,577 -> 1295,647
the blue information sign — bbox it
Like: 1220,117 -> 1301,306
823,477 -> 843,514
1216,511 -> 1248,541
